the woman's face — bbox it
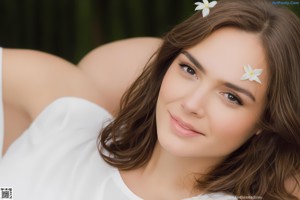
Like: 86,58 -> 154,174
156,27 -> 269,161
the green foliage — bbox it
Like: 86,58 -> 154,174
0,0 -> 298,63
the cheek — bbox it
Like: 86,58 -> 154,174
158,66 -> 187,102
208,106 -> 258,153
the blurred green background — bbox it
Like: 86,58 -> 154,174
0,0 -> 299,64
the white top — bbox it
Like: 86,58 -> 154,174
0,48 -> 237,200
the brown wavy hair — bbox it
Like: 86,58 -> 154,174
99,0 -> 300,199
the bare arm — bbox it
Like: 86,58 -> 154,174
78,37 -> 162,116
2,37 -> 162,154
2,48 -> 106,154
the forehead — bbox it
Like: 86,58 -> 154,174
188,27 -> 267,70
185,27 -> 269,101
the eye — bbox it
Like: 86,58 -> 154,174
221,92 -> 243,106
179,64 -> 197,77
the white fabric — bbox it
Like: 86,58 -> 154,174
0,49 -> 236,200
0,97 -> 143,200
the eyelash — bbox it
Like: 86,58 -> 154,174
179,63 -> 197,77
179,63 -> 243,106
221,92 -> 243,106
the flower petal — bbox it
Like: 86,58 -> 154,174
252,76 -> 262,84
241,73 -> 250,80
209,1 -> 217,8
202,7 -> 210,17
241,65 -> 263,84
243,65 -> 250,73
203,0 -> 209,5
254,69 -> 263,76
195,2 -> 205,10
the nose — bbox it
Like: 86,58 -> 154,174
181,86 -> 208,117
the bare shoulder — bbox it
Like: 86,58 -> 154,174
78,37 -> 162,115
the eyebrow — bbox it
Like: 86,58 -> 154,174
224,82 -> 256,102
181,51 -> 206,74
181,50 -> 256,102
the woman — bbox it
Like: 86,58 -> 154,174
99,0 -> 300,199
0,0 -> 299,200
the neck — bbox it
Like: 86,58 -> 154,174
144,142 -> 220,187
121,142 -> 223,199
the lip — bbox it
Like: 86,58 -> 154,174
169,112 -> 205,137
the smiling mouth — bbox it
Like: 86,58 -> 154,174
169,113 -> 205,137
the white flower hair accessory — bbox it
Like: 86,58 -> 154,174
195,0 -> 218,17
241,64 -> 263,84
